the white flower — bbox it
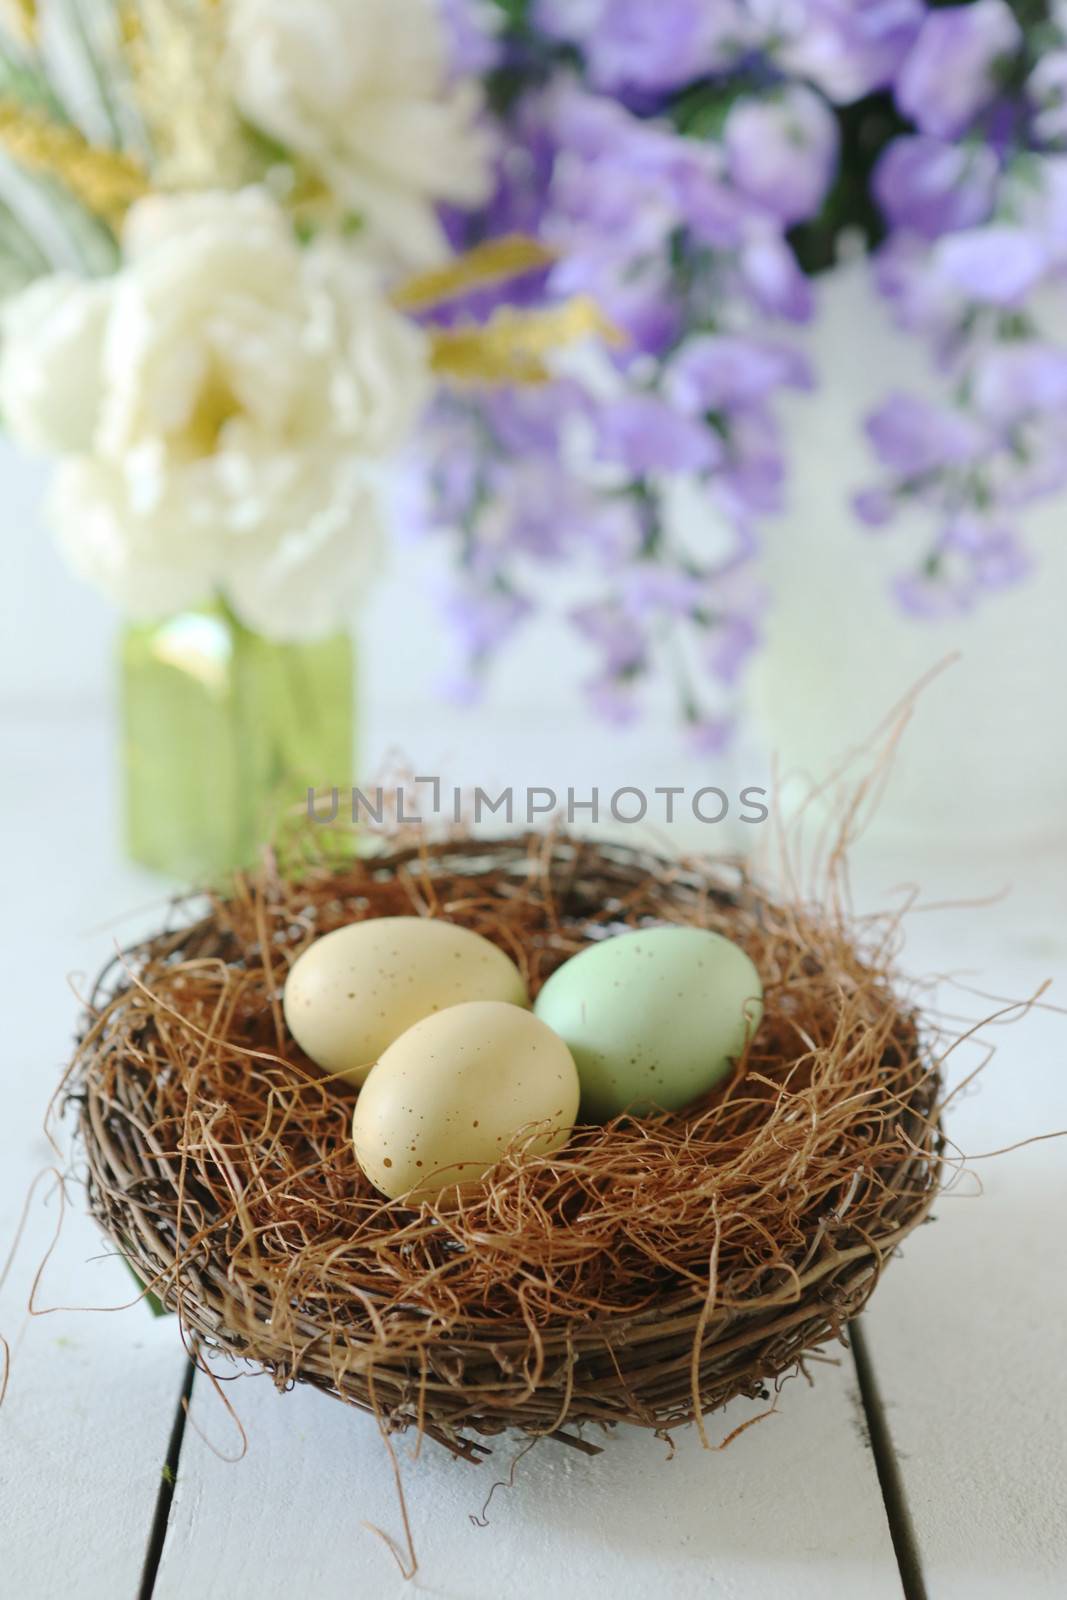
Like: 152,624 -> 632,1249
226,0 -> 494,267
49,458 -> 223,620
220,451 -> 387,640
0,274 -> 110,452
0,187 -> 429,638
52,449 -> 387,640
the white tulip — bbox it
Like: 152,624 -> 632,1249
0,274 -> 110,452
221,452 -> 388,642
226,0 -> 494,266
0,187 -> 430,637
50,457 -> 223,619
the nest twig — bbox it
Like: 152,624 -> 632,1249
66,833 -> 942,1459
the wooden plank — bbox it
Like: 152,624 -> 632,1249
153,1350 -> 901,1600
22,703 -> 1063,1598
851,842 -> 1067,1600
0,713 -> 190,1600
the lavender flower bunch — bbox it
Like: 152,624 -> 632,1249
416,1 -> 1066,736
860,0 -> 1067,615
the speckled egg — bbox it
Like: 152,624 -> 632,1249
351,1000 -> 580,1201
283,917 -> 528,1086
533,926 -> 763,1121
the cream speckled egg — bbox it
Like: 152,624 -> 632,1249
352,1000 -> 580,1201
533,925 -> 762,1121
283,917 -> 528,1086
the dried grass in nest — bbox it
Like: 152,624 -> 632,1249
66,832 -> 943,1461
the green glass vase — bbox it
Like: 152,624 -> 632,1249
119,602 -> 354,880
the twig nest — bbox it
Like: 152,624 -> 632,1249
69,834 -> 942,1459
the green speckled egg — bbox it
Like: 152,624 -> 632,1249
533,926 -> 762,1121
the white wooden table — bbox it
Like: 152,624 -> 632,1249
2,703 -> 1065,1600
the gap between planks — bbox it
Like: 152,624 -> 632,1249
138,1355 -> 197,1600
850,1317 -> 929,1600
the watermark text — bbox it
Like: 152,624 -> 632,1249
307,778 -> 770,828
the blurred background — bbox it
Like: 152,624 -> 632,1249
5,269 -> 1066,862
2,1 -> 1065,871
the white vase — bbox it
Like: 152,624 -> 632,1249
749,261 -> 1067,848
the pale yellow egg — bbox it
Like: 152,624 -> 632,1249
283,917 -> 528,1086
352,1000 -> 580,1201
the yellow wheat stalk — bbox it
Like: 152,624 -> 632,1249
1,1 -> 38,46
429,296 -> 626,385
119,0 -> 245,190
0,99 -> 148,226
393,235 -> 557,314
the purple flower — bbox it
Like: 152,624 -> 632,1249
873,136 -> 999,239
941,511 -> 1005,554
866,393 -> 986,474
484,384 -> 576,455
724,86 -> 840,226
493,466 -> 580,562
540,79 -> 745,260
400,401 -> 485,526
438,0 -> 501,77
739,229 -> 815,321
971,343 -> 1067,425
768,0 -> 924,105
534,84 -> 735,347
407,5 -> 1059,741
873,232 -> 965,348
993,416 -> 1067,506
666,334 -> 813,414
574,497 -> 647,565
685,714 -> 735,756
571,599 -> 647,673
535,0 -> 750,96
438,580 -> 533,657
992,422 -> 1067,507
895,1 -> 1022,139
704,616 -> 760,685
969,530 -> 1031,590
679,158 -> 754,252
914,517 -> 1033,597
495,467 -> 646,565
715,408 -> 788,518
583,673 -> 643,725
593,393 -> 722,475
851,486 -> 897,528
1011,155 -> 1067,264
551,254 -> 683,354
934,225 -> 1048,306
618,566 -> 706,617
892,570 -> 975,618
1029,52 -> 1067,146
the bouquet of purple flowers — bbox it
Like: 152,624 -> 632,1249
413,0 -> 1067,742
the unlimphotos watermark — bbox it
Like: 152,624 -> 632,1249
307,778 -> 769,827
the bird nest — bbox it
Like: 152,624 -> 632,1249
67,833 -> 943,1461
